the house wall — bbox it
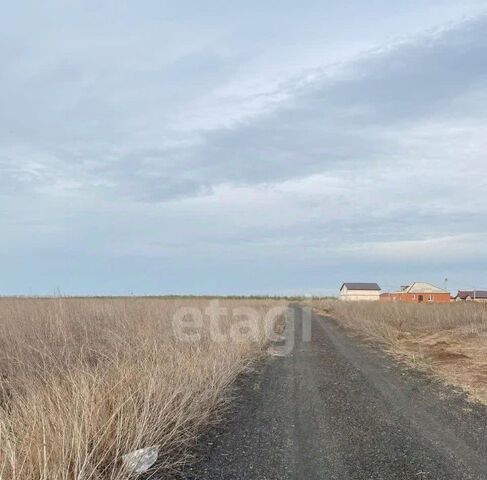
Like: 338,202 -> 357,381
385,292 -> 451,304
340,288 -> 380,302
461,296 -> 487,303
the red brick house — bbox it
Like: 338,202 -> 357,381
380,282 -> 451,304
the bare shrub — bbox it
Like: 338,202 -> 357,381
311,300 -> 487,344
0,297 -> 286,479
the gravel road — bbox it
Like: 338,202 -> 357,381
180,305 -> 487,479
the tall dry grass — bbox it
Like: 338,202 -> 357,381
0,297 -> 286,479
310,299 -> 487,343
309,299 -> 487,403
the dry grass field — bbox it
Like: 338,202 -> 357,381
0,297 -> 287,480
308,299 -> 487,404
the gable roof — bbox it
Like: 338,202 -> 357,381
341,283 -> 381,291
397,282 -> 449,294
455,290 -> 487,300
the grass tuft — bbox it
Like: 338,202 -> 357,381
0,297 -> 285,479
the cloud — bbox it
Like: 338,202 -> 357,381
181,15 -> 487,192
1,4 -> 487,293
1,11 -> 487,203
83,16 -> 487,201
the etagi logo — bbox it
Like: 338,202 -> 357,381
171,300 -> 312,356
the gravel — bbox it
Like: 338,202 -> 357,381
178,305 -> 487,480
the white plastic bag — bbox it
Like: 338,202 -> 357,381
122,445 -> 159,474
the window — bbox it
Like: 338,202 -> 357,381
428,295 -> 433,302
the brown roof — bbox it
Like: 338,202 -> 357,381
456,290 -> 487,300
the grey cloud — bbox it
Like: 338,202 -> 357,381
185,16 -> 487,190
2,2 -> 487,295
2,15 -> 486,203
325,19 -> 487,122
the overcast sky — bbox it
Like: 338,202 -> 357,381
1,1 -> 487,295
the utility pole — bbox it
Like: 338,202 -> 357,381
444,277 -> 448,292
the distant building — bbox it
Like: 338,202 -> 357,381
380,282 -> 450,304
380,293 -> 392,302
454,291 -> 487,303
339,283 -> 381,302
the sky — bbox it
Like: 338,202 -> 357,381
1,1 -> 487,296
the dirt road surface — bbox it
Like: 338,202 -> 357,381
181,306 -> 487,479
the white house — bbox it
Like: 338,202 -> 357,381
339,283 -> 381,302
